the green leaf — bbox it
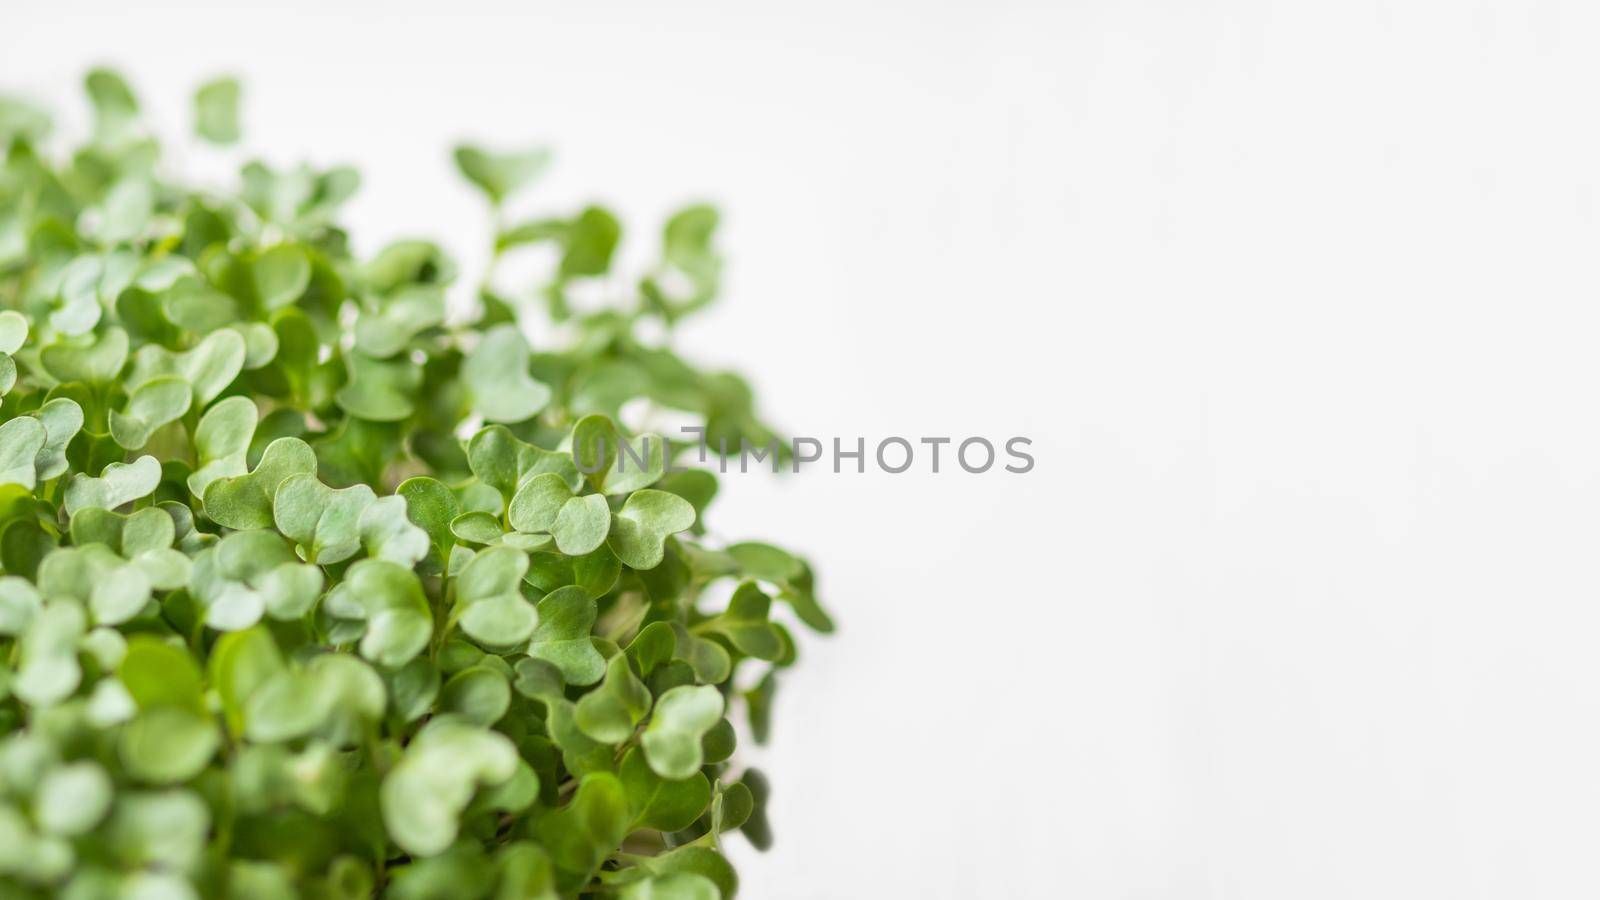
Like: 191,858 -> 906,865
734,769 -> 772,850
553,493 -> 611,556
272,473 -> 376,564
451,511 -> 504,546
641,685 -> 724,780
608,490 -> 696,570
0,576 -> 41,636
623,847 -> 737,899
187,395 -> 257,497
526,586 -> 604,686
33,397 -> 85,481
203,437 -> 317,530
128,328 -> 247,405
194,76 -> 240,144
36,761 -> 114,836
192,529 -> 324,629
119,706 -> 220,784
620,873 -> 722,900
14,601 -> 86,706
354,285 -> 445,357
507,472 -> 572,533
338,559 -> 433,667
512,657 -> 564,700
560,206 -> 622,279
575,652 -> 651,743
109,374 -> 193,449
109,789 -> 210,873
467,425 -> 581,502
381,719 -> 519,857
64,455 -> 161,515
439,665 -> 512,726
700,581 -> 784,660
453,145 -> 551,205
396,476 -> 460,567
387,656 -> 441,723
725,541 -> 803,583
336,351 -> 421,421
619,747 -> 710,833
358,494 -> 430,566
463,324 -> 551,423
40,326 -> 128,384
0,310 -> 28,354
208,626 -> 285,737
252,244 -> 311,310
119,637 -> 204,717
454,545 -> 537,648
625,621 -> 677,677
535,771 -> 629,876
85,68 -> 139,143
0,416 -> 46,489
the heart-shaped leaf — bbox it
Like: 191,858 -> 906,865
127,328 -> 246,405
0,416 -> 46,489
336,351 -> 422,421
641,685 -> 725,780
608,490 -> 696,570
203,437 -> 316,530
526,586 -> 604,686
32,397 -> 85,481
64,455 -> 161,515
192,529 -> 324,629
273,473 -> 376,564
698,581 -> 784,661
108,374 -> 192,449
337,559 -> 433,667
463,325 -> 551,423
187,395 -> 257,497
574,652 -> 651,744
359,494 -> 430,566
354,285 -> 445,357
453,145 -> 551,205
619,747 -> 710,834
467,425 -> 581,503
453,545 -> 537,648
508,473 -> 611,555
39,326 -> 128,384
381,718 -> 519,857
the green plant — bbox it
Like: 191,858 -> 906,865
0,71 -> 831,899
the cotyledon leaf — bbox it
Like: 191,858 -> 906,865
108,375 -> 192,450
359,494 -> 430,566
453,545 -> 537,648
126,329 -> 246,405
272,473 -> 376,565
0,417 -> 46,489
462,324 -> 551,423
187,395 -> 257,497
64,455 -> 161,515
32,398 -> 85,481
608,490 -> 696,570
526,586 -> 605,686
203,437 -> 317,530
640,685 -> 725,780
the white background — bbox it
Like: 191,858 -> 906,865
9,1 -> 1600,897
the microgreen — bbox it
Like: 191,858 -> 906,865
0,71 -> 830,899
